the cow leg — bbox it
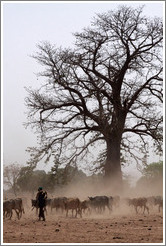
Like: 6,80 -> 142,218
20,206 -> 24,218
15,209 -> 20,219
107,204 -> 112,213
3,211 -> 5,219
19,210 -> 22,219
78,208 -> 82,218
44,207 -> 47,215
142,206 -> 145,214
9,210 -> 13,219
75,209 -> 77,218
5,211 -> 8,218
80,209 -> 82,218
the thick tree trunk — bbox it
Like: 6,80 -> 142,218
104,135 -> 123,193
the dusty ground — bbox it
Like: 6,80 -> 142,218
3,206 -> 163,244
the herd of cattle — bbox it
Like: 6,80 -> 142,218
3,195 -> 163,220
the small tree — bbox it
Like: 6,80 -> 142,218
17,166 -> 49,193
16,165 -> 34,192
142,161 -> 163,179
136,161 -> 163,194
3,163 -> 22,196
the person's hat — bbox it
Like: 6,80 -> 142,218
38,187 -> 43,191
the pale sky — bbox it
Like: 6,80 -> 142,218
2,1 -> 164,181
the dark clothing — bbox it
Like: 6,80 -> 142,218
36,190 -> 47,221
39,207 -> 45,221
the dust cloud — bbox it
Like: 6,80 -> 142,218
3,174 -> 163,219
44,176 -> 163,199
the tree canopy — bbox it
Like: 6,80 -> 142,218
25,5 -> 163,188
142,161 -> 163,179
136,161 -> 163,194
15,164 -> 87,193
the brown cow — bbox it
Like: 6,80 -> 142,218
64,198 -> 82,218
147,196 -> 163,212
154,196 -> 163,212
80,199 -> 91,215
128,197 -> 149,214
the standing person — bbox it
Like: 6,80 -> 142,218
36,187 -> 47,221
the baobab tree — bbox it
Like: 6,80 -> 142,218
25,5 -> 163,189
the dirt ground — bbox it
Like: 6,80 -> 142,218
3,205 -> 163,244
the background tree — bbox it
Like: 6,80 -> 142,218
51,163 -> 87,186
25,5 -> 163,190
3,163 -> 22,196
16,165 -> 34,192
142,160 -> 163,179
16,163 -> 87,193
17,167 -> 51,193
136,161 -> 163,194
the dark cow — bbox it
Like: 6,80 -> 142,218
31,198 -> 51,214
3,200 -> 13,219
12,198 -> 25,219
50,197 -> 67,213
128,197 -> 149,214
88,196 -> 111,213
31,199 -> 39,214
64,198 -> 82,218
31,199 -> 38,209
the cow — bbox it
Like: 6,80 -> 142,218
64,198 -> 82,218
12,198 -> 25,219
88,196 -> 111,214
50,197 -> 67,213
147,196 -> 163,212
147,196 -> 155,208
31,198 -> 51,214
3,200 -> 13,219
128,197 -> 149,214
3,198 -> 25,220
80,199 -> 91,215
154,196 -> 163,212
31,199 -> 39,214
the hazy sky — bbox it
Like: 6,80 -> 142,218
2,1 -> 164,180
